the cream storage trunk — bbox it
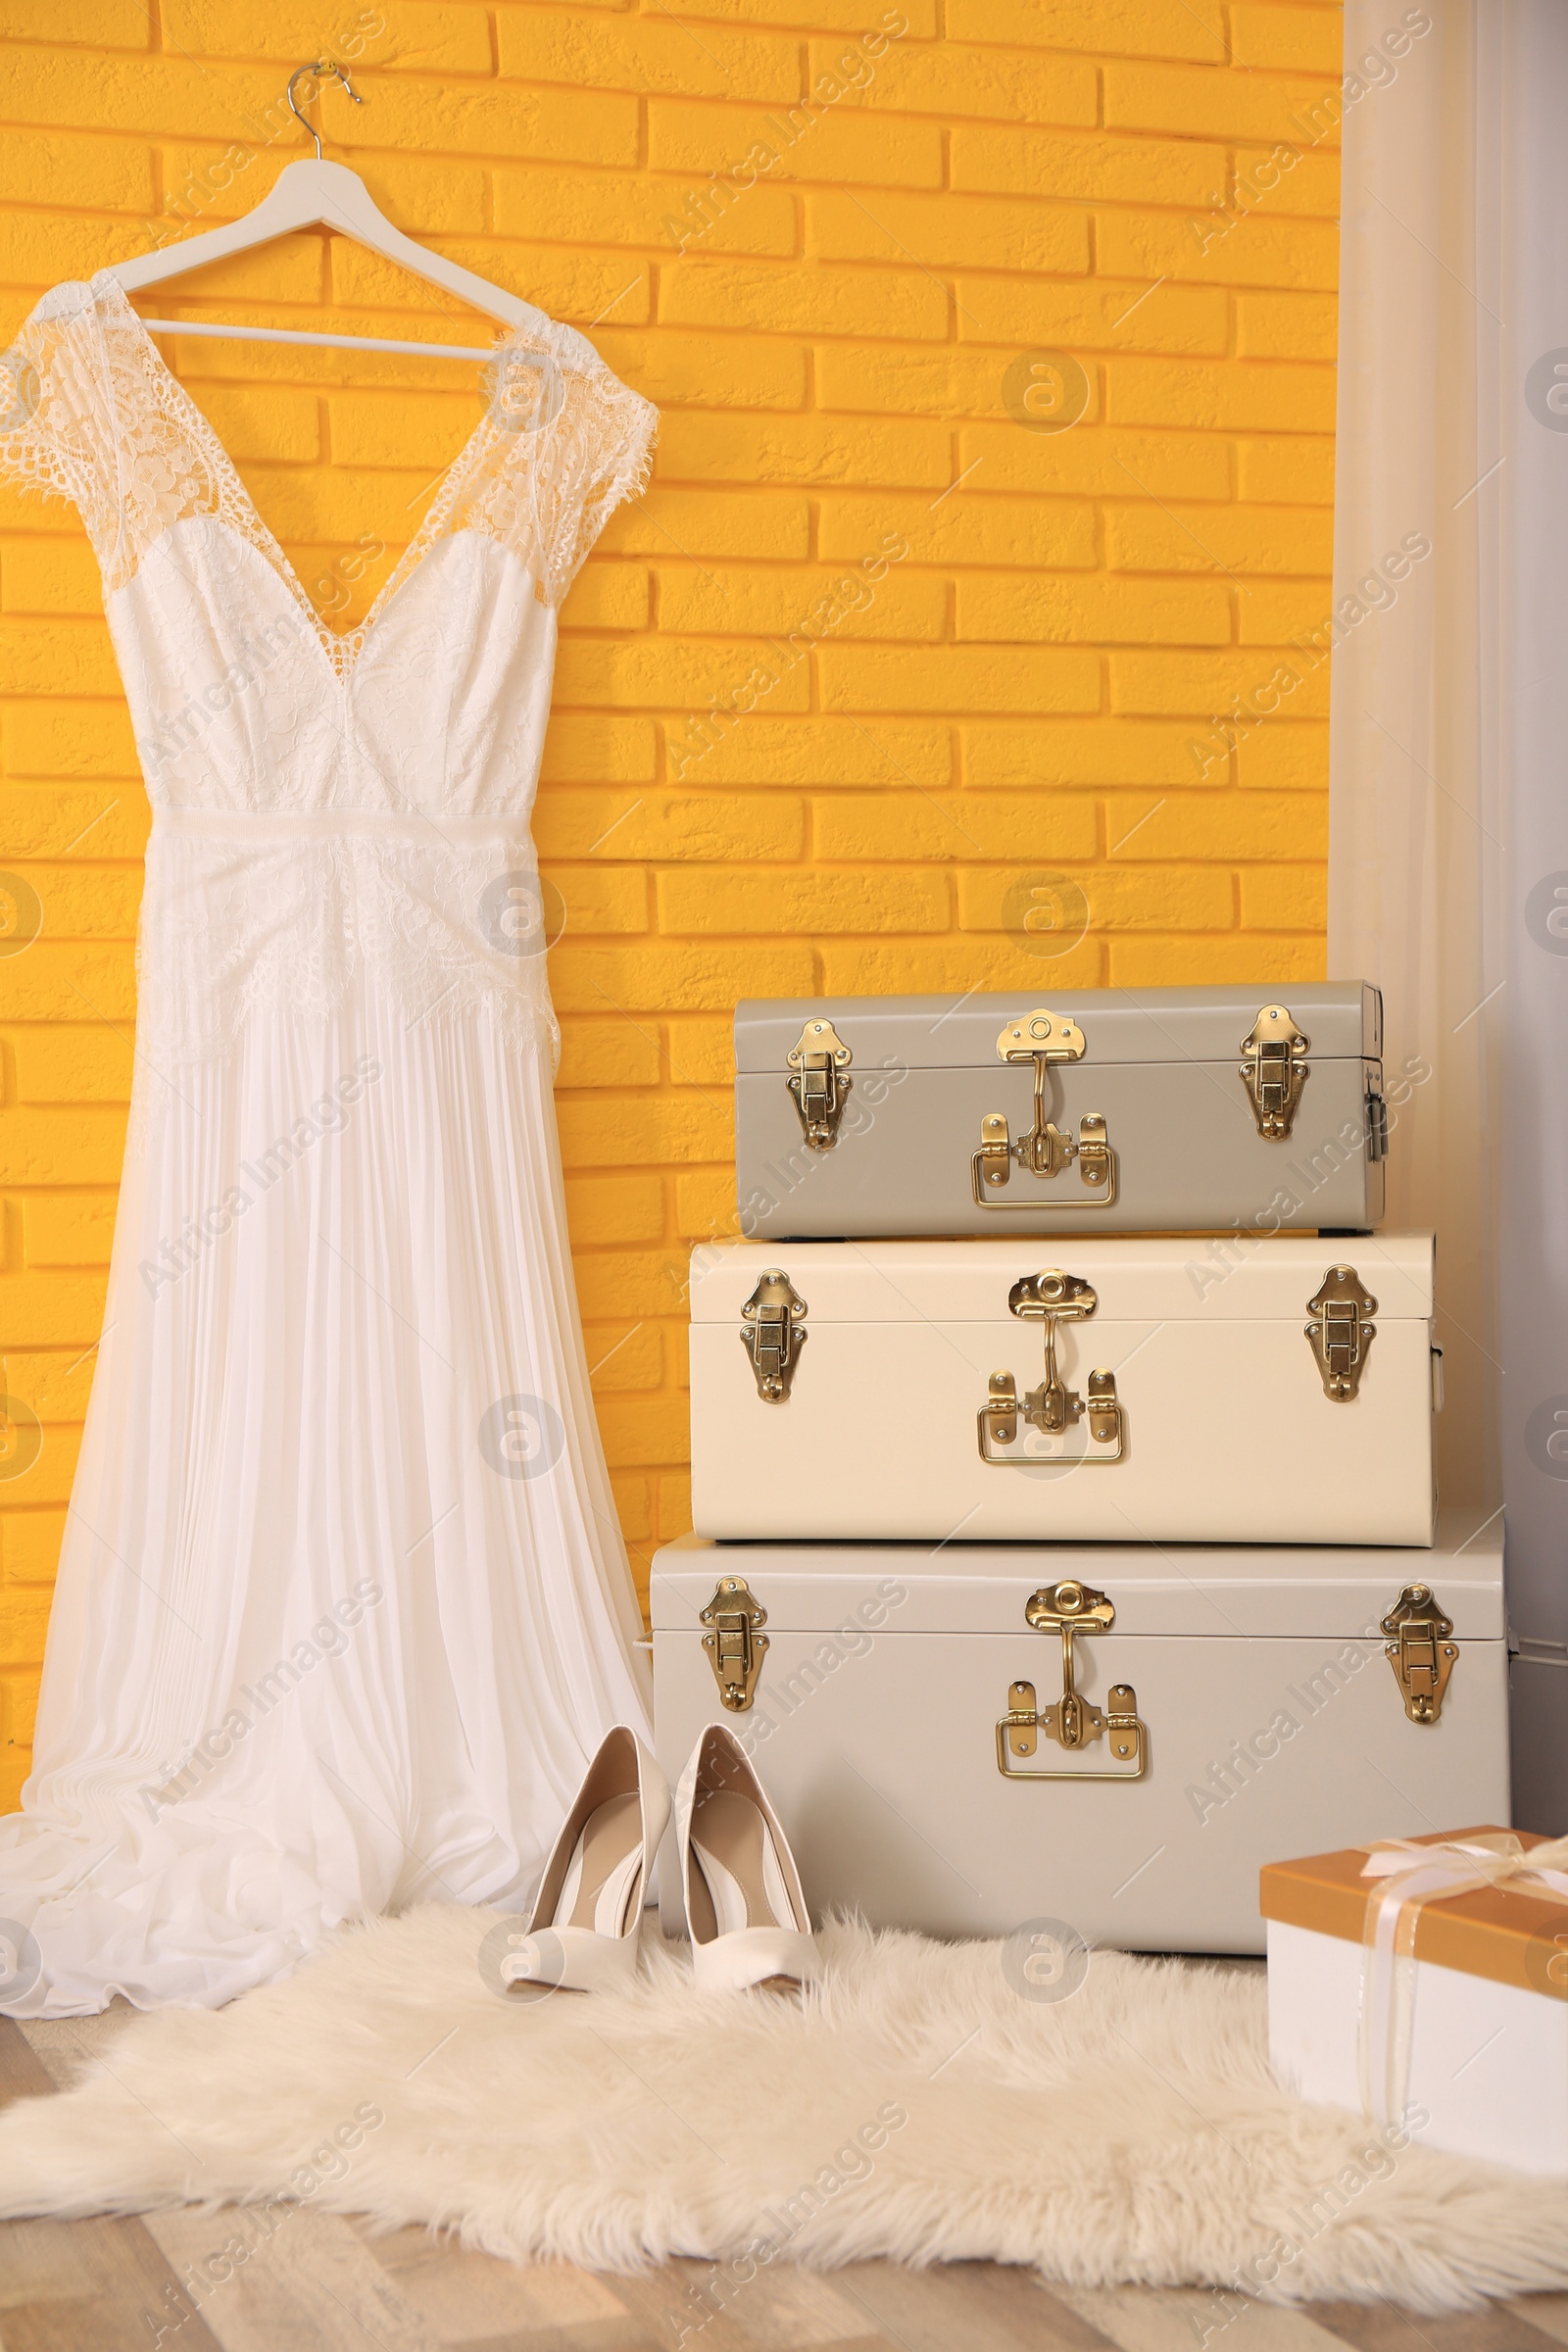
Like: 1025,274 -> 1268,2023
734,984 -> 1386,1239
651,1516 -> 1506,1951
688,1235 -> 1438,1546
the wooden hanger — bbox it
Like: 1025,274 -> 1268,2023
109,63 -> 542,362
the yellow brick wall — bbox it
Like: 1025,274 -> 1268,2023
0,0 -> 1343,1807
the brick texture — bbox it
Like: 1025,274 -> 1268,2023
0,0 -> 1341,1807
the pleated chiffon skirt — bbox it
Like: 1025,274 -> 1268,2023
0,995 -> 652,2016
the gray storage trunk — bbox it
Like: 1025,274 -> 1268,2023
735,983 -> 1385,1238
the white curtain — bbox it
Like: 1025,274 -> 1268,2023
1330,0 -> 1568,1823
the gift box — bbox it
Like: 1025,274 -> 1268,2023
1262,1827 -> 1568,2175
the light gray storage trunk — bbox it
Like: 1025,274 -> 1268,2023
652,1514 -> 1508,1953
734,984 -> 1385,1238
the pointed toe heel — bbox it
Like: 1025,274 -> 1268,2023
506,1726 -> 669,1997
675,1724 -> 820,1997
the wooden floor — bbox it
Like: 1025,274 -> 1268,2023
2,2013 -> 1566,2352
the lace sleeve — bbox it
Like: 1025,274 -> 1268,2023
0,290 -> 102,524
459,325 -> 658,609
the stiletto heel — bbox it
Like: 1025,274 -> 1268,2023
674,1724 -> 820,1995
504,1727 -> 668,1996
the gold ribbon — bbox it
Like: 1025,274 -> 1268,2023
1357,1833 -> 1568,2127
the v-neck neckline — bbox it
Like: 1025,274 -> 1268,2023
102,276 -> 521,685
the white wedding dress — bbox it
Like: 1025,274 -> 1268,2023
0,273 -> 657,2016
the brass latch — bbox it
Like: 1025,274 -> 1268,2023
1240,1004 -> 1310,1139
978,1270 -> 1124,1464
702,1574 -> 768,1711
972,1008 -> 1118,1210
997,1579 -> 1147,1780
740,1268 -> 807,1400
786,1016 -> 852,1150
1382,1583 -> 1456,1724
1305,1265 -> 1377,1400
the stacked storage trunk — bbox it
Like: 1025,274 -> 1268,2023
654,987 -> 1509,1953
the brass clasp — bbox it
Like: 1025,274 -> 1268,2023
701,1575 -> 769,1711
740,1268 -> 808,1400
997,1579 -> 1147,1780
972,1008 -> 1118,1210
1382,1583 -> 1457,1724
978,1271 -> 1124,1463
786,1016 -> 852,1150
1240,1004 -> 1310,1139
1305,1265 -> 1377,1400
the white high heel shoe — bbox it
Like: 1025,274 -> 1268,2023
504,1726 -> 669,1995
674,1723 -> 821,1995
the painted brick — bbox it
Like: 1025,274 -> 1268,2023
944,0 -> 1227,62
956,865 -> 1232,932
657,867 -> 949,935
811,793 -> 1097,863
1229,5 -> 1347,71
820,937 -> 1102,994
537,791 -> 806,864
2,702 -> 140,778
963,721 -> 1215,788
953,280 -> 1229,357
1,541 -> 104,616
596,329 -> 807,413
2,1347 -> 94,1420
1104,504 -> 1336,575
1105,791 -> 1327,861
494,168 -> 797,260
647,97 -> 943,190
956,576 -> 1231,647
600,489 -> 812,564
21,1192 -> 118,1266
555,1018 -> 663,1092
811,40 -> 1098,126
560,564 -> 651,636
1110,651 -> 1331,720
539,716 -> 658,786
665,1018 -> 733,1089
559,1093 -> 732,1169
1109,935 -> 1323,986
660,259 -> 947,341
0,0 -> 1341,1662
656,566 -> 945,642
564,1176 -> 666,1249
806,190 -> 1089,274
11,1029 -> 134,1103
1240,864 -> 1327,929
669,718 -> 953,788
951,127 -> 1225,208
1104,62 -> 1340,144
958,426 -> 1232,502
0,1508 -> 63,1585
1236,291 -> 1340,362
657,413 -> 951,490
1237,435 -> 1336,504
817,645 -> 1100,714
1105,360 -> 1335,435
1098,208 -> 1340,292
496,14 -> 801,102
819,492 -> 1097,572
1235,145 -> 1341,220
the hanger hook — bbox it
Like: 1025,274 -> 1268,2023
286,61 -> 365,161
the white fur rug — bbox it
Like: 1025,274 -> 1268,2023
1,1907 -> 1564,2313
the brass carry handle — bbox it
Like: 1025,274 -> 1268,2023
977,1276 -> 1125,1464
972,1061 -> 1118,1211
995,1580 -> 1148,1779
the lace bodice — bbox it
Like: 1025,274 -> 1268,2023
0,273 -> 657,1059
